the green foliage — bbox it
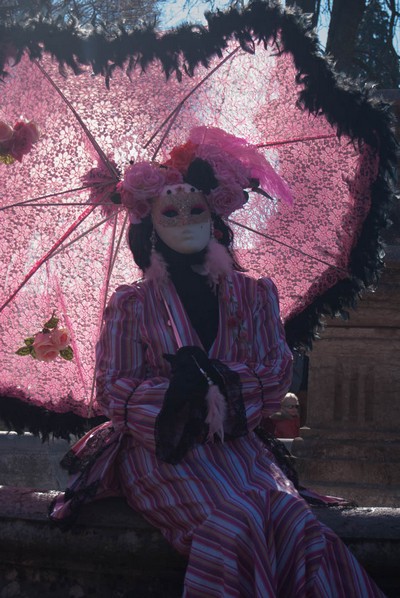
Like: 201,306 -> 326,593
15,346 -> 32,356
60,346 -> 74,360
43,315 -> 59,329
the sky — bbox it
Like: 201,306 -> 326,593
160,0 -> 330,48
159,0 -> 399,52
161,0 -> 234,29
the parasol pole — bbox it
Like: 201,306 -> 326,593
87,211 -> 129,416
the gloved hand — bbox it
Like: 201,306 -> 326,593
162,347 -> 209,414
164,346 -> 224,395
156,347 -> 211,464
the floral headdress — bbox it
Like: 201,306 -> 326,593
84,127 -> 293,223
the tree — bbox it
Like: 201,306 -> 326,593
284,0 -> 399,86
352,0 -> 400,87
285,0 -> 320,26
0,0 -> 164,31
325,0 -> 367,72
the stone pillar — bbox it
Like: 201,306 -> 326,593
294,252 -> 400,506
294,91 -> 400,507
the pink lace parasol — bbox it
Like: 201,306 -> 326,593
0,6 -> 395,432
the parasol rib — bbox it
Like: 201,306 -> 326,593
151,103 -> 183,161
229,219 -> 349,275
53,274 -> 88,397
34,60 -> 119,179
0,205 -> 96,314
87,212 -> 128,414
257,133 -> 337,148
50,210 -> 122,260
0,186 -> 91,211
143,46 -> 242,151
1,202 -> 121,207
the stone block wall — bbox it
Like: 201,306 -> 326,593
295,253 -> 400,506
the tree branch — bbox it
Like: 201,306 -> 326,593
385,0 -> 400,58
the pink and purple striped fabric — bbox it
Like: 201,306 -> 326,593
50,273 -> 385,597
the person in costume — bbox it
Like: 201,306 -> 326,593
50,128 -> 385,597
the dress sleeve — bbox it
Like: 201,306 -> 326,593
221,278 -> 293,431
95,285 -> 169,452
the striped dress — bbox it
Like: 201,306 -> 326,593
50,272 -> 385,597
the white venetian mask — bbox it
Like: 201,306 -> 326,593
151,183 -> 211,254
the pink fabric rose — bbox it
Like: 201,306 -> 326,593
0,120 -> 13,144
165,140 -> 198,173
9,121 -> 40,162
122,162 -> 166,202
50,328 -> 71,351
120,162 -> 167,222
209,183 -> 246,217
33,332 -> 59,362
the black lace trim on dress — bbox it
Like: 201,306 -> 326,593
248,366 -> 264,404
60,425 -> 115,474
50,425 -> 119,529
254,426 -> 300,489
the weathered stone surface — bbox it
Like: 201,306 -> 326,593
0,432 -> 70,490
298,256 -> 400,506
0,487 -> 185,572
0,487 -> 399,597
0,487 -> 185,597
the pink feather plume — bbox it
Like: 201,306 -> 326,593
204,239 -> 233,289
189,126 -> 293,204
205,383 -> 227,443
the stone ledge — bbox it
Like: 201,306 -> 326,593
0,487 -> 399,597
0,487 -> 185,575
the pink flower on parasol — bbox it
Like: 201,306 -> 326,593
0,119 -> 40,163
16,313 -> 73,363
33,332 -> 60,362
50,327 -> 71,351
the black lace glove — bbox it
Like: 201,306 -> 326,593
163,347 -> 209,410
164,346 -> 224,394
155,346 -> 246,464
155,347 -> 211,464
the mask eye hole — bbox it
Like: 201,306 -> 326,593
190,204 -> 206,216
162,207 -> 179,218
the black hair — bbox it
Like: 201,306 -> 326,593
128,212 -> 245,273
184,158 -> 218,194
